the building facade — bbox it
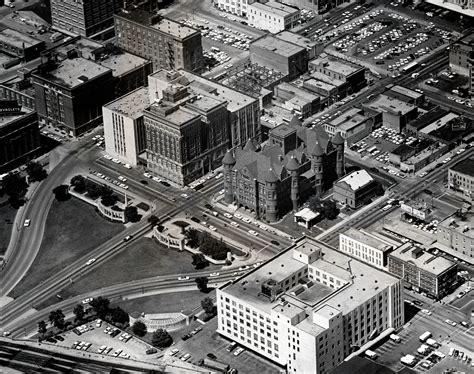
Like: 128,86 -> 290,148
448,158 -> 474,203
339,228 -> 393,269
114,10 -> 203,73
217,237 -> 404,374
0,28 -> 45,62
437,214 -> 474,258
223,117 -> 345,222
103,87 -> 149,167
0,109 -> 41,173
322,108 -> 376,145
388,243 -> 457,299
33,56 -> 115,136
449,33 -> 474,76
144,83 -> 229,185
51,0 -> 121,38
333,169 -> 378,208
247,1 -> 300,34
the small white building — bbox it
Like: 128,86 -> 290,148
248,1 -> 300,33
294,207 -> 320,229
102,87 -> 149,167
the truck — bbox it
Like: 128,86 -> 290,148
417,344 -> 429,355
365,350 -> 377,359
390,334 -> 401,343
401,354 -> 417,367
426,338 -> 438,348
419,331 -> 432,342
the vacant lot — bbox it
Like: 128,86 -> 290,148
10,198 -> 124,298
0,202 -> 17,256
56,237 -> 221,300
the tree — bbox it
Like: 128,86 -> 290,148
52,184 -> 70,201
90,297 -> 110,319
70,175 -> 86,193
73,304 -> 85,323
195,276 -> 209,292
111,307 -> 129,325
192,253 -> 209,269
26,161 -> 47,182
124,206 -> 140,222
48,309 -> 65,330
147,215 -> 159,227
201,297 -> 215,315
37,320 -> 47,337
100,185 -> 113,197
151,329 -> 173,348
2,172 -> 28,208
323,200 -> 340,220
374,182 -> 385,197
85,182 -> 101,199
132,321 -> 147,337
101,194 -> 118,207
184,228 -> 200,248
308,195 -> 323,213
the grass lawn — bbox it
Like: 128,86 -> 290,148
0,202 -> 17,256
118,289 -> 215,315
9,197 -> 124,298
53,237 -> 222,302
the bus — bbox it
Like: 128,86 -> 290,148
203,358 -> 230,373
419,331 -> 432,342
402,61 -> 418,74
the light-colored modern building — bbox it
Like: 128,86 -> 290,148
248,1 -> 300,33
448,157 -> 474,203
339,228 -> 393,269
217,237 -> 404,374
215,0 -> 258,17
437,213 -> 474,259
333,169 -> 378,209
114,10 -> 203,72
103,87 -> 149,167
388,243 -> 457,299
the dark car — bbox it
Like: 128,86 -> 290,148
146,348 -> 158,355
204,204 -> 213,210
55,335 -> 65,342
271,240 -> 280,246
423,189 -> 433,195
207,353 -> 217,360
140,180 -> 148,185
191,217 -> 200,223
412,300 -> 423,307
46,337 -> 57,343
160,181 -> 171,187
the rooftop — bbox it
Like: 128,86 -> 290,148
309,53 -> 362,77
276,30 -> 319,50
145,102 -> 199,126
389,243 -> 456,275
0,108 -> 33,128
304,77 -> 337,92
251,34 -> 305,58
365,94 -> 416,115
224,237 -> 400,318
438,213 -> 474,238
330,108 -> 369,131
0,28 -> 43,49
408,107 -> 448,131
336,169 -> 374,191
98,52 -> 150,77
450,157 -> 474,177
250,1 -> 300,17
419,112 -> 459,135
308,71 -> 345,87
341,228 -> 393,252
104,87 -> 149,119
295,207 -> 320,221
35,57 -> 111,89
388,85 -> 423,100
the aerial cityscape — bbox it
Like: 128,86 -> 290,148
0,0 -> 472,373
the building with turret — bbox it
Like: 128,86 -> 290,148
223,116 -> 345,222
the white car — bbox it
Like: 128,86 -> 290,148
152,176 -> 161,183
242,217 -> 252,223
143,172 -> 152,178
248,230 -> 258,236
24,219 -> 31,227
224,213 -> 233,219
210,272 -> 220,277
445,319 -> 457,327
208,225 -> 217,231
233,347 -> 244,356
169,348 -> 179,356
234,213 -> 243,219
421,309 -> 432,316
82,297 -> 93,304
230,221 -> 239,227
180,193 -> 189,199
124,164 -> 132,169
85,258 -> 96,266
118,176 -> 127,182
103,155 -> 112,160
178,276 -> 190,281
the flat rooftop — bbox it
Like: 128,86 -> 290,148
99,52 -> 149,77
224,237 -> 400,317
365,94 -> 416,115
0,28 -> 43,49
309,53 -> 362,77
389,243 -> 455,275
145,102 -> 199,126
439,213 -> 474,238
308,72 -> 344,87
35,58 -> 111,89
304,77 -> 337,92
277,82 -> 319,101
341,228 -> 393,252
104,87 -> 149,119
250,1 -> 299,17
330,108 -> 368,131
0,108 -> 33,128
336,169 -> 374,191
276,30 -> 318,49
450,157 -> 474,177
388,85 -> 423,100
251,34 -> 305,57
419,113 -> 459,135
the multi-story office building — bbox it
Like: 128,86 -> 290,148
322,108 -> 377,145
388,243 -> 457,299
384,85 -> 425,106
223,118 -> 345,222
425,0 -> 474,18
339,228 -> 393,269
215,0 -> 258,17
217,237 -> 404,374
250,34 -> 308,81
447,157 -> 474,203
333,169 -> 378,209
114,10 -> 203,72
50,0 -> 121,38
449,34 -> 474,76
103,87 -> 149,167
437,213 -> 474,259
143,80 -> 229,185
0,107 -> 41,173
33,56 -> 115,136
247,1 -> 300,34
149,69 -> 260,148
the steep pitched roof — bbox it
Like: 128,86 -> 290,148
222,150 -> 236,165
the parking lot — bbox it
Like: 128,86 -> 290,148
46,320 -> 158,362
164,318 -> 283,374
